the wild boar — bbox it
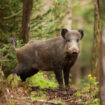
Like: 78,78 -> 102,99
10,28 -> 84,89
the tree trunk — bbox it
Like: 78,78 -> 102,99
95,0 -> 105,104
21,0 -> 33,43
91,0 -> 101,79
100,23 -> 105,105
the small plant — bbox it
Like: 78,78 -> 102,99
87,74 -> 99,105
88,74 -> 98,92
6,74 -> 21,89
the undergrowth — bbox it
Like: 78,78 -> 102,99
26,72 -> 58,89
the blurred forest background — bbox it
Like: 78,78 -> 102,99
0,0 -> 105,105
0,0 -> 93,81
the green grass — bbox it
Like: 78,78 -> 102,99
26,72 -> 58,88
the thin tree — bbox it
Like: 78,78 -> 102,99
21,0 -> 33,43
100,23 -> 105,105
92,0 -> 105,104
91,0 -> 101,79
99,0 -> 105,104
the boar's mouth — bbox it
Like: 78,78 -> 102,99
71,52 -> 78,56
65,52 -> 78,58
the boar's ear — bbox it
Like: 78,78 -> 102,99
61,28 -> 68,38
78,29 -> 84,39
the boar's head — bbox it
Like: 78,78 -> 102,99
61,28 -> 84,57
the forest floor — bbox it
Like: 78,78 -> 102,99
0,71 -> 99,105
0,85 -> 96,105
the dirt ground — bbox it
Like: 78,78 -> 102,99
0,86 -> 84,105
31,86 -> 79,105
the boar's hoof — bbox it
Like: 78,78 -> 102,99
65,85 -> 70,91
59,85 -> 65,91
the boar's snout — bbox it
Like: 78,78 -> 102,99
71,50 -> 79,55
66,48 -> 80,56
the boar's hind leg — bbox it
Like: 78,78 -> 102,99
20,68 -> 39,81
63,67 -> 70,88
54,69 -> 63,88
11,64 -> 39,81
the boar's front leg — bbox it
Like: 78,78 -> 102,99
54,69 -> 63,89
63,67 -> 70,89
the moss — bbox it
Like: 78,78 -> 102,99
27,72 -> 58,88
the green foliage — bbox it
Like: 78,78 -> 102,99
0,0 -> 22,42
0,0 -> 70,77
0,0 -> 100,105
80,74 -> 98,92
0,0 -> 71,42
74,87 -> 99,105
100,1 -> 105,22
6,100 -> 17,105
6,74 -> 21,89
27,72 -> 58,88
0,43 -> 17,76
86,98 -> 99,105
0,40 -> 23,76
81,6 -> 94,23
30,91 -> 65,105
72,0 -> 94,67
30,0 -> 70,40
88,74 -> 98,86
74,74 -> 99,105
80,25 -> 94,66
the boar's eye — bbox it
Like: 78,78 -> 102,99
66,39 -> 71,42
76,39 -> 79,42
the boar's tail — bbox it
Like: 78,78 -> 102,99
9,38 -> 16,51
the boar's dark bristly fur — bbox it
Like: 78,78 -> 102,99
11,28 -> 84,88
